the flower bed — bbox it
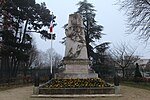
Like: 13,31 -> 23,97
42,78 -> 112,88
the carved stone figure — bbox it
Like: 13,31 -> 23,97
64,13 -> 88,59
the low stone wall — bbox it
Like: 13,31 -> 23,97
39,87 -> 115,95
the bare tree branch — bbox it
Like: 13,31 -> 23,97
109,42 -> 139,78
119,0 -> 150,41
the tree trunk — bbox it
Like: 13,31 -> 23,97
22,19 -> 29,43
122,67 -> 125,79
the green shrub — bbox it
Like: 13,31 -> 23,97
134,63 -> 142,82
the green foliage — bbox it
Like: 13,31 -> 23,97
134,63 -> 142,78
76,0 -> 109,63
92,64 -> 114,78
0,0 -> 55,79
2,0 -> 56,39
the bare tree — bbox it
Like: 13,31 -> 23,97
21,45 -> 38,77
26,45 -> 38,68
119,0 -> 150,41
110,43 -> 140,78
31,48 -> 62,70
34,50 -> 46,68
45,48 -> 62,68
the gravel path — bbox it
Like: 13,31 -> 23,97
0,85 -> 150,100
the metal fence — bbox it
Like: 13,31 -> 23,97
0,68 -> 51,85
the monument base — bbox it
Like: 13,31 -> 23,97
35,78 -> 115,95
39,87 -> 115,95
59,59 -> 98,79
56,73 -> 98,79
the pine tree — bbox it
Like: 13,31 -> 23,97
0,0 -> 55,80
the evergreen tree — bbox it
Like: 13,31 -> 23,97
0,0 -> 55,80
76,0 -> 109,63
134,63 -> 142,82
134,63 -> 142,78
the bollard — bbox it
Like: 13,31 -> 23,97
34,72 -> 39,87
33,72 -> 39,94
114,73 -> 120,94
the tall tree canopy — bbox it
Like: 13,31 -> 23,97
76,0 -> 110,63
119,0 -> 150,41
0,0 -> 55,80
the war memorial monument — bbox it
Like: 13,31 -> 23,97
32,13 -> 117,97
57,13 -> 98,79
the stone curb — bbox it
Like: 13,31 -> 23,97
31,94 -> 123,98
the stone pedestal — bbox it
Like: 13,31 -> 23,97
63,59 -> 89,73
56,59 -> 98,79
114,86 -> 120,94
33,87 -> 39,95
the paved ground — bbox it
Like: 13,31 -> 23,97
0,85 -> 150,100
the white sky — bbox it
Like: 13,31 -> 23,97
34,0 -> 150,58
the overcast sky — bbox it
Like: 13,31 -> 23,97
34,0 -> 150,58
